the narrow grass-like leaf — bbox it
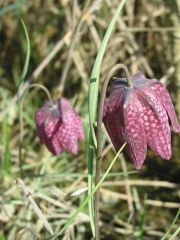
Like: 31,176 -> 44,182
87,0 -> 127,235
0,4 -> 17,15
137,208 -> 145,239
161,208 -> 180,240
0,0 -> 26,16
88,0 -> 127,126
17,19 -> 31,177
0,233 -> 5,240
169,226 -> 180,240
50,143 -> 126,239
17,18 -> 31,93
2,117 -> 11,175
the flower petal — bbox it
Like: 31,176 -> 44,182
103,87 -> 126,151
35,102 -> 51,126
48,134 -> 62,155
124,92 -> 147,170
137,92 -> 172,160
74,113 -> 84,141
43,117 -> 61,139
57,127 -> 78,155
57,110 -> 79,155
150,81 -> 180,133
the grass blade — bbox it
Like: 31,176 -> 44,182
0,4 -> 17,16
88,0 -> 127,125
17,19 -> 31,177
87,0 -> 127,236
160,208 -> 180,240
0,0 -> 26,16
17,18 -> 31,92
169,226 -> 180,240
50,143 -> 126,239
2,117 -> 11,175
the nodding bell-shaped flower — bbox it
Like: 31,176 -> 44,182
35,98 -> 84,155
103,72 -> 180,170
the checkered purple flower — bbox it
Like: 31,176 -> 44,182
103,72 -> 180,170
35,98 -> 84,155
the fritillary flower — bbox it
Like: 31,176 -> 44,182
103,72 -> 180,170
35,98 -> 84,155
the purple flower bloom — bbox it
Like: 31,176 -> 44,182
35,98 -> 84,155
103,72 -> 180,170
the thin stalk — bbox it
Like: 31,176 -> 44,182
21,83 -> 54,107
19,83 -> 54,178
17,19 -> 31,178
95,64 -> 131,239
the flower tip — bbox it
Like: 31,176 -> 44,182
174,125 -> 180,133
134,163 -> 143,171
164,155 -> 172,161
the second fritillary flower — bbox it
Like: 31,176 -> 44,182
35,98 -> 84,155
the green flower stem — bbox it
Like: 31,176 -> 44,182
19,84 -> 53,178
95,64 -> 131,239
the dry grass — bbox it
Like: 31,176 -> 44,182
0,0 -> 180,239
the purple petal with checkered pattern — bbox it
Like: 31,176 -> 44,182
103,72 -> 180,169
35,98 -> 84,155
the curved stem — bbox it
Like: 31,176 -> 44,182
19,83 -> 54,178
95,64 -> 131,239
20,83 -> 54,108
